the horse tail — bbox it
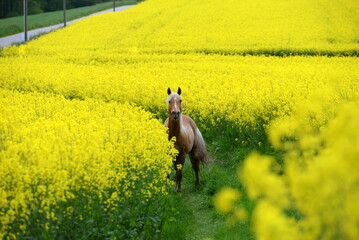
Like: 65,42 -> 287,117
195,127 -> 210,165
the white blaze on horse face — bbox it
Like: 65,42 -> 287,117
166,93 -> 180,106
174,100 -> 179,110
167,93 -> 182,120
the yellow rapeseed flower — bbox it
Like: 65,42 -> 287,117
214,187 -> 241,214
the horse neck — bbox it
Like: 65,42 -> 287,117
168,117 -> 181,140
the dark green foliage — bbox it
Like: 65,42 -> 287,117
196,48 -> 359,57
0,0 -> 138,37
0,0 -> 142,19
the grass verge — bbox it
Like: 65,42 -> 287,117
0,0 -> 137,38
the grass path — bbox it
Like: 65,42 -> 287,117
160,176 -> 221,240
159,158 -> 221,239
160,145 -> 259,239
182,192 -> 219,239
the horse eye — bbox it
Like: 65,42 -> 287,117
169,100 -> 171,104
180,99 -> 182,103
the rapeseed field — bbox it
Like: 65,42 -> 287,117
1,0 -> 358,239
0,89 -> 174,238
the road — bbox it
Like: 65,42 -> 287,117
0,5 -> 134,48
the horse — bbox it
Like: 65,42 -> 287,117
164,87 -> 209,192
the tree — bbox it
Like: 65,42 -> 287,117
0,0 -> 23,18
0,0 -> 112,19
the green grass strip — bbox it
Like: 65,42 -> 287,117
0,0 -> 137,38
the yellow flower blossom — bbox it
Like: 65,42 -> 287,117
214,187 -> 241,214
176,164 -> 182,170
234,207 -> 248,222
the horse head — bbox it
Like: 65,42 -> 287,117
166,87 -> 182,120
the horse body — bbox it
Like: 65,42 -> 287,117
164,87 -> 208,192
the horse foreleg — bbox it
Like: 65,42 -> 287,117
176,167 -> 183,192
175,153 -> 186,193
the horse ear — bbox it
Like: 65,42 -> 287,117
167,88 -> 171,95
177,87 -> 182,95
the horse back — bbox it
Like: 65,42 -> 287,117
181,115 -> 197,133
182,115 -> 201,151
183,115 -> 208,162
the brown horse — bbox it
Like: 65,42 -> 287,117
164,87 -> 209,192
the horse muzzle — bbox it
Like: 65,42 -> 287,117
171,111 -> 181,120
